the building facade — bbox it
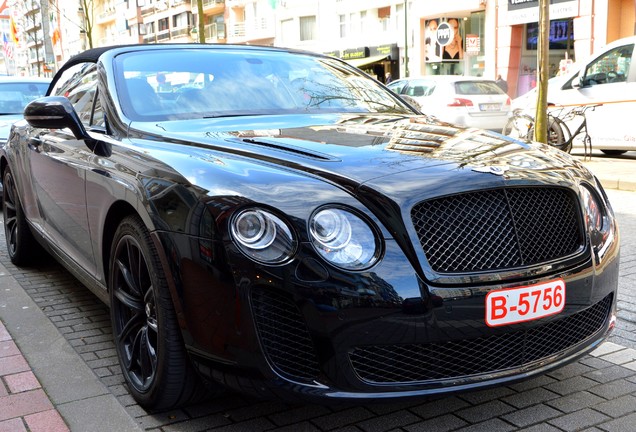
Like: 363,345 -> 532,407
3,0 -> 635,99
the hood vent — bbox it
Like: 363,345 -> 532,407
230,137 -> 340,162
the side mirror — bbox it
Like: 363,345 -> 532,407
24,96 -> 91,141
571,76 -> 581,88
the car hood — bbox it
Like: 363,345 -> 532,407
129,113 -> 586,192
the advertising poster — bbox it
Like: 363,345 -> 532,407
424,17 -> 464,63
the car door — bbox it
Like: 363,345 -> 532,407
27,63 -> 99,275
558,42 -> 636,151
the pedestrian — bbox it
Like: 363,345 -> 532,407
385,72 -> 392,84
496,74 -> 508,93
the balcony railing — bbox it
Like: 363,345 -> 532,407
204,22 -> 226,41
171,26 -> 191,39
192,0 -> 225,13
97,8 -> 116,23
141,5 -> 155,16
157,29 -> 171,41
228,17 -> 275,41
229,22 -> 245,38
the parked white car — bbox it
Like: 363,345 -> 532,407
387,75 -> 511,131
511,35 -> 636,155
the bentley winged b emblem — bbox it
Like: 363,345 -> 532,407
472,165 -> 510,176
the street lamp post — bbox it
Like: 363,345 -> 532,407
404,0 -> 409,77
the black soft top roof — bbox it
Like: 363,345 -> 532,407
47,45 -> 135,94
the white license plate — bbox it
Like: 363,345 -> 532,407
480,103 -> 501,111
485,279 -> 565,327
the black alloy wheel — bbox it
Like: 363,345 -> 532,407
109,215 -> 207,410
2,166 -> 40,265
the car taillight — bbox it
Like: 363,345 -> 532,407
448,98 -> 473,107
505,97 -> 511,106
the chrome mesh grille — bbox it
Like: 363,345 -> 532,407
411,187 -> 583,273
349,294 -> 612,384
251,288 -> 320,382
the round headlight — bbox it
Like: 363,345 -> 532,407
580,185 -> 603,232
309,207 -> 380,270
234,210 -> 275,249
231,209 -> 296,264
310,209 -> 352,249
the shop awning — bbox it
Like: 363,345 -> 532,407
345,54 -> 389,68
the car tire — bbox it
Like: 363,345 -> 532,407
109,215 -> 211,410
2,166 -> 41,265
600,150 -> 627,156
527,117 -> 569,152
546,117 -> 569,152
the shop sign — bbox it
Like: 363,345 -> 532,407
436,22 -> 453,47
505,0 -> 579,25
466,34 -> 480,55
370,44 -> 399,59
341,47 -> 370,60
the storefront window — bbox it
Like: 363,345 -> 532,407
518,18 -> 575,96
465,11 -> 485,77
423,12 -> 485,77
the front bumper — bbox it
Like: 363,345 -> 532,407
183,241 -> 618,402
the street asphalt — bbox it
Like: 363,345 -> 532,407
0,150 -> 635,432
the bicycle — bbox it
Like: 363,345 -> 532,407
503,104 -> 601,157
502,108 -> 567,151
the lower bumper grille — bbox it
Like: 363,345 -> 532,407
251,288 -> 320,382
350,294 -> 612,384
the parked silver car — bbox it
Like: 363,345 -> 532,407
0,76 -> 50,195
0,76 -> 51,143
387,75 -> 511,131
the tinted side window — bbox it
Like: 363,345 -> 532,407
91,90 -> 105,128
583,44 -> 634,86
388,81 -> 408,95
405,80 -> 436,97
51,62 -> 100,129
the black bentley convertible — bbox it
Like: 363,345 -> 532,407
0,44 -> 619,410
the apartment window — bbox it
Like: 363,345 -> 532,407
395,3 -> 403,31
280,18 -> 294,45
349,12 -> 358,34
173,12 -> 192,28
360,10 -> 367,33
339,14 -> 346,38
158,17 -> 169,32
300,15 -> 316,41
378,6 -> 390,19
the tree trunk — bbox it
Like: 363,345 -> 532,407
533,0 -> 550,143
197,0 -> 205,43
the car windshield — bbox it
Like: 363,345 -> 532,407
114,48 -> 413,121
0,82 -> 49,115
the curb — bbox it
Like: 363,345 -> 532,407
0,262 -> 142,432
